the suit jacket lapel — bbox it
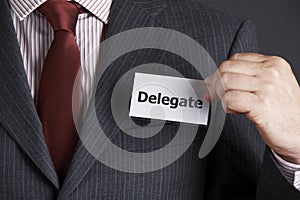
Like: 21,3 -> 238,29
0,0 -> 59,189
57,0 -> 167,198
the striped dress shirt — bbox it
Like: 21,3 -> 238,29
9,0 -> 300,192
273,151 -> 300,189
10,0 -> 112,113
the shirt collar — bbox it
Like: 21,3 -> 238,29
9,0 -> 112,24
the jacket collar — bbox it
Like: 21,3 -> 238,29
0,0 -> 59,189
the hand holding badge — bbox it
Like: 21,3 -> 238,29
205,53 -> 300,164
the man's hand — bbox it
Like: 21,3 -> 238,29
205,53 -> 300,164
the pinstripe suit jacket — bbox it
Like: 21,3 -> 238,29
1,0 -> 300,199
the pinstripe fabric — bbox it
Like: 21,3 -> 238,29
0,3 -> 59,200
257,149 -> 300,200
1,0 -> 300,199
10,0 -> 112,111
9,0 -> 44,20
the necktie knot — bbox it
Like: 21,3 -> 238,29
38,0 -> 81,34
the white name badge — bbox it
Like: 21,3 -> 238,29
129,73 -> 210,125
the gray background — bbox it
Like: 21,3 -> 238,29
199,0 -> 300,81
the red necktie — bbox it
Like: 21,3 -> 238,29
37,0 -> 82,184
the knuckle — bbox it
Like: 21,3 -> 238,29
221,72 -> 230,85
261,60 -> 271,68
231,53 -> 240,60
220,61 -> 229,72
224,92 -> 231,103
268,68 -> 281,78
224,92 -> 235,108
263,83 -> 275,92
270,56 -> 288,66
261,96 -> 272,107
270,55 -> 281,62
224,93 -> 231,108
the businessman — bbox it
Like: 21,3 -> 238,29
0,0 -> 300,199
